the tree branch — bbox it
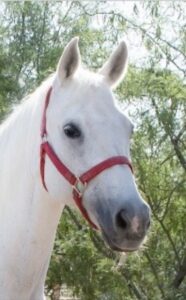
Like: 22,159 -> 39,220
151,98 -> 186,172
173,254 -> 186,288
76,3 -> 186,75
144,251 -> 165,298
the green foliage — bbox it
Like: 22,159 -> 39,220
46,210 -> 127,300
0,1 -> 185,299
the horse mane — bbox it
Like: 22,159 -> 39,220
0,74 -> 55,144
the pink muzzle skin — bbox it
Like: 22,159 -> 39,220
40,87 -> 133,230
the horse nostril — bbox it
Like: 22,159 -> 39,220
116,210 -> 129,230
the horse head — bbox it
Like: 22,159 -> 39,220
43,37 -> 151,252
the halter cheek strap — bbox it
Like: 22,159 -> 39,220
40,87 -> 133,230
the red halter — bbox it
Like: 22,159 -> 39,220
40,87 -> 133,230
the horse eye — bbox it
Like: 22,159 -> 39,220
63,123 -> 81,138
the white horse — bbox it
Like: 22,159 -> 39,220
0,37 -> 150,300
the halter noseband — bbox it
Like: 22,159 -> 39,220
40,87 -> 133,230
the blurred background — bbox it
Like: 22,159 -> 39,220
0,1 -> 185,299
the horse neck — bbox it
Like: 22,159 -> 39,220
0,76 -> 65,294
0,77 -> 51,194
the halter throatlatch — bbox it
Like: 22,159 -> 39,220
40,87 -> 133,230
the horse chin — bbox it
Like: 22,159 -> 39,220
101,230 -> 141,253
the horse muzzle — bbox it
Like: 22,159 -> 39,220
98,200 -> 151,252
102,231 -> 142,252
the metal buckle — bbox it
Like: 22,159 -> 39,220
73,177 -> 87,197
42,134 -> 48,143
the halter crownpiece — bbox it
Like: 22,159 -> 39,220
40,87 -> 133,230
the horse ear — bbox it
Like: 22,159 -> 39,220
57,37 -> 80,82
99,41 -> 128,88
